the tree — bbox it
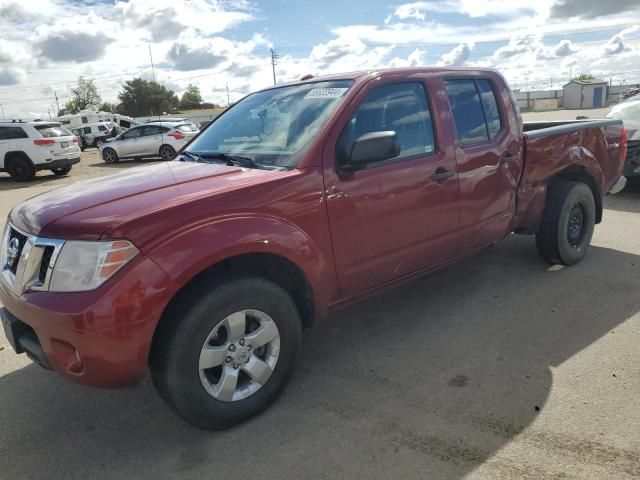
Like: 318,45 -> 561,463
117,78 -> 179,117
180,84 -> 204,110
58,77 -> 101,115
99,102 -> 118,112
573,74 -> 594,81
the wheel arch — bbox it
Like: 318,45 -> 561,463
4,151 -> 33,169
150,252 -> 316,363
553,165 -> 602,224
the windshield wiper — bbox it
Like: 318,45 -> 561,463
179,151 -> 204,162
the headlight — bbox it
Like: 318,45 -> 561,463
50,240 -> 139,292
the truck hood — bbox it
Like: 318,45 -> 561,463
10,161 -> 290,239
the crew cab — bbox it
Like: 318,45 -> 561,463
0,121 -> 80,181
0,68 -> 627,430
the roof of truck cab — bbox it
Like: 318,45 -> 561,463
279,67 -> 500,86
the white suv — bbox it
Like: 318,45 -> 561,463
0,121 -> 81,181
98,121 -> 198,163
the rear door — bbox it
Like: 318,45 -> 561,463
323,80 -> 459,296
443,77 -> 522,252
138,125 -> 166,156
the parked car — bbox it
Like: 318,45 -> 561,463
98,121 -> 199,163
606,101 -> 640,176
72,122 -> 113,149
0,120 -> 80,181
0,68 -> 627,430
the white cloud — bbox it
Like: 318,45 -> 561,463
437,42 -> 475,66
604,35 -> 627,56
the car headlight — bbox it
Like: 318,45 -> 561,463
49,240 -> 139,292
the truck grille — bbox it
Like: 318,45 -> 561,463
1,224 -> 65,295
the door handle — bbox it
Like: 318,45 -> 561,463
502,154 -> 518,165
431,170 -> 456,183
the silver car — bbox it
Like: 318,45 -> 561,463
98,121 -> 199,163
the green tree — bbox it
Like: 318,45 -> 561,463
116,78 -> 179,117
573,74 -> 594,81
99,102 -> 118,112
58,77 -> 102,115
180,84 -> 204,110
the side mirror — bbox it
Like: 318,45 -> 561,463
342,131 -> 400,171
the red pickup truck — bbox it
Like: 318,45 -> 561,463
0,68 -> 627,429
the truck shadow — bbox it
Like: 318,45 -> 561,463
0,235 -> 639,479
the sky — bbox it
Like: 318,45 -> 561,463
0,0 -> 639,119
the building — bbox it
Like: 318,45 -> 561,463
562,79 -> 608,109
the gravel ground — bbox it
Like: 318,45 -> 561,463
0,137 -> 639,479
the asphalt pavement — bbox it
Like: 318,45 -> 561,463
0,146 -> 639,479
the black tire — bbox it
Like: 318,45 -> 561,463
159,144 -> 176,161
150,277 -> 302,430
536,180 -> 596,265
102,148 -> 119,164
51,166 -> 72,176
8,155 -> 36,182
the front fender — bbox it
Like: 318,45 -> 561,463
146,214 -> 334,317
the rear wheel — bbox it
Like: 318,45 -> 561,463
159,144 -> 176,161
536,180 -> 596,265
150,277 -> 302,430
102,148 -> 119,164
8,155 -> 35,182
51,166 -> 72,176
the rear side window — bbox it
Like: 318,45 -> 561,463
142,126 -> 168,136
476,79 -> 502,138
341,82 -> 436,162
83,127 -> 91,134
444,80 -> 488,146
0,126 -> 28,140
97,125 -> 108,132
35,125 -> 72,138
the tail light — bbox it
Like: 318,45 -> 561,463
620,127 -> 628,162
168,130 -> 185,140
34,139 -> 56,146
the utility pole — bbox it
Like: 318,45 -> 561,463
0,103 -> 4,119
226,82 -> 230,106
270,48 -> 278,85
54,91 -> 60,114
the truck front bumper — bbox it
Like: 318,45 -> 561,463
0,255 -> 175,388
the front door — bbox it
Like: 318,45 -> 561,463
324,81 -> 459,296
593,87 -> 603,108
117,126 -> 144,157
443,78 -> 522,252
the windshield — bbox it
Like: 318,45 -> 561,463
185,80 -> 354,168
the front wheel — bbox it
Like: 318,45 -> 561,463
51,166 -> 72,176
102,148 -> 119,164
159,144 -> 176,161
536,180 -> 596,265
150,277 -> 302,430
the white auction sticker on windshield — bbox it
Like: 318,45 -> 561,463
305,88 -> 348,99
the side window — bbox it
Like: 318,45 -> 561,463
122,127 -> 142,139
341,82 -> 435,163
476,79 -> 502,139
97,125 -> 108,132
142,126 -> 164,136
120,120 -> 131,128
0,127 -> 28,140
83,127 -> 91,134
444,80 -> 489,146
81,116 -> 88,124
